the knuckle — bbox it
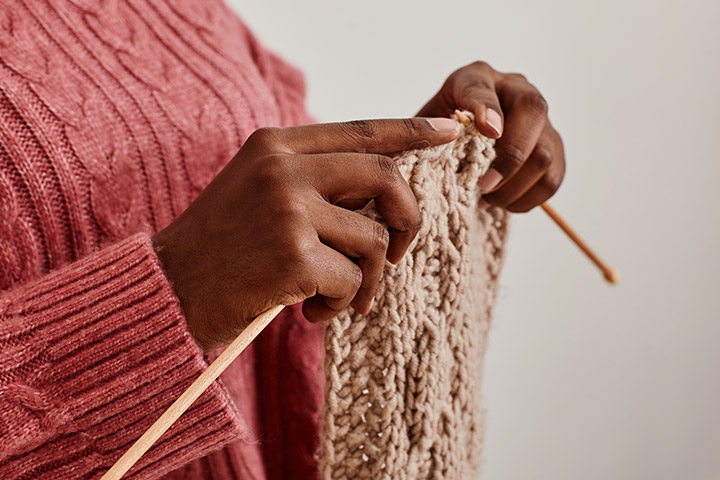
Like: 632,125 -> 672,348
278,199 -> 306,221
275,236 -> 316,294
370,222 -> 390,251
246,126 -> 281,148
349,264 -> 363,290
519,92 -> 549,115
413,210 -> 422,232
507,72 -> 528,83
256,153 -> 293,183
373,155 -> 400,181
448,61 -> 491,85
295,278 -> 319,301
538,169 -> 564,196
271,199 -> 309,237
404,209 -> 422,235
498,144 -> 527,172
469,60 -> 491,72
461,78 -> 493,95
533,144 -> 554,170
344,120 -> 377,142
401,118 -> 422,138
283,232 -> 315,269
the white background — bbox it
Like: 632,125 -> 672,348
229,1 -> 720,478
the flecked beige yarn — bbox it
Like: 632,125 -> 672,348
320,112 -> 510,479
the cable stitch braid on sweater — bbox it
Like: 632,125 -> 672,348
321,112 -> 510,479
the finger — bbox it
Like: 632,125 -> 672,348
505,154 -> 565,213
301,152 -> 421,264
488,82 -> 549,190
447,62 -> 504,138
313,201 -> 389,314
482,124 -> 557,208
302,243 -> 363,322
275,117 -> 461,155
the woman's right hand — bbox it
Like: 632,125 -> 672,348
152,118 -> 461,352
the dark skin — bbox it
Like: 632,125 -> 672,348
154,61 -> 565,352
418,61 -> 565,212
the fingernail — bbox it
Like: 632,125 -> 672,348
479,199 -> 490,209
367,297 -> 374,313
485,109 -> 503,137
425,117 -> 461,132
479,168 -> 503,193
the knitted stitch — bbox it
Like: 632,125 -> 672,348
321,112 -> 509,479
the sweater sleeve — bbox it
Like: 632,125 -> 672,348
0,232 -> 246,479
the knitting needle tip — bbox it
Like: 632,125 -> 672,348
604,267 -> 621,285
454,109 -> 472,127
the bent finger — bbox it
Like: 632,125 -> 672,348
505,161 -> 565,213
490,83 -> 549,186
313,201 -> 389,314
482,127 -> 557,207
302,244 -> 363,322
303,152 -> 421,264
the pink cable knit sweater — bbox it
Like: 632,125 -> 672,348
0,1 -> 325,478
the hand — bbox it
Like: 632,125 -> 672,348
417,61 -> 565,212
153,118 -> 461,351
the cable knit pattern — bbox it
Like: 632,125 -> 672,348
0,1 -> 324,479
321,113 -> 509,479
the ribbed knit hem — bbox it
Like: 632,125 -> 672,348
0,232 -> 245,479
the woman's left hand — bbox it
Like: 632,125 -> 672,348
417,61 -> 565,212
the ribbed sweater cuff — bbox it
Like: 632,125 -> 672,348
0,232 -> 245,478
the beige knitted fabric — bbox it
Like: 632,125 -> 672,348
320,112 -> 510,479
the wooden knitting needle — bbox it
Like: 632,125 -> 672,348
100,305 -> 285,480
454,110 -> 619,284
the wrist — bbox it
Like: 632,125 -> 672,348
151,229 -> 212,352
